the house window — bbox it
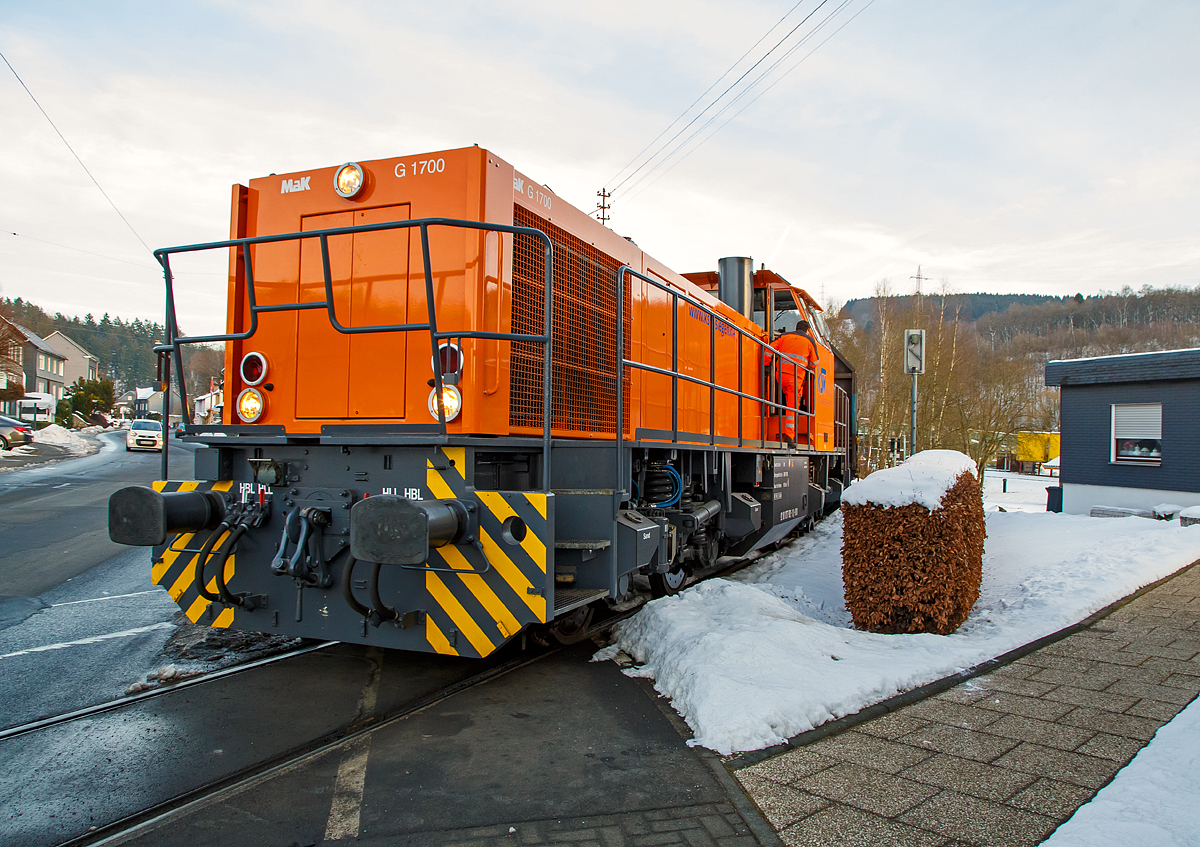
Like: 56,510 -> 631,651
1112,403 -> 1161,465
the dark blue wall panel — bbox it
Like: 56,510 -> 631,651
1061,379 -> 1200,492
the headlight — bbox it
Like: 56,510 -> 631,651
334,162 -> 364,198
237,388 -> 265,423
427,385 -> 462,422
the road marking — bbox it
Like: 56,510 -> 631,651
50,590 -> 162,608
323,648 -> 382,842
0,622 -> 175,660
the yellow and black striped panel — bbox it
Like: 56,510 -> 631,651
423,448 -> 552,657
151,480 -> 237,629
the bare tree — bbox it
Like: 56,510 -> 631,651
945,343 -> 1038,480
0,313 -> 25,402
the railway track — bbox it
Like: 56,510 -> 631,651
3,526 -> 806,847
0,642 -> 332,742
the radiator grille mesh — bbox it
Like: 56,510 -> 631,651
510,205 -> 630,434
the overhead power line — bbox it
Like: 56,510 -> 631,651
1,50 -> 153,255
605,0 -> 809,192
621,0 -> 877,206
609,1 -> 828,197
4,230 -> 157,270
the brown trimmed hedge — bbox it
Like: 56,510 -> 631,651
841,471 -> 985,635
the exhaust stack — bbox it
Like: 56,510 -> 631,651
717,256 -> 754,320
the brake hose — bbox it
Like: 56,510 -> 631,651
212,522 -> 249,607
339,555 -> 371,618
194,522 -> 232,602
368,562 -> 398,625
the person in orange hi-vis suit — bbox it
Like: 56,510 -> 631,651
768,320 -> 819,442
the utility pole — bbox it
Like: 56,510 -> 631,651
911,265 -> 927,298
595,188 -> 611,225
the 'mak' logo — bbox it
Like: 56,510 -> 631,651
281,176 -> 311,193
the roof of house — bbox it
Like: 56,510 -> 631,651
43,330 -> 98,361
14,325 -> 66,357
1045,348 -> 1200,386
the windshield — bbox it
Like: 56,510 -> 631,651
131,421 -> 161,432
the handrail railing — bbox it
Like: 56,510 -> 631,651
153,217 -> 554,491
615,265 -> 815,498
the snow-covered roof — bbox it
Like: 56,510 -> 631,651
1044,456 -> 1060,468
1046,348 -> 1200,386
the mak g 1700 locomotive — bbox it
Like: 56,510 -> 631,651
109,146 -> 855,657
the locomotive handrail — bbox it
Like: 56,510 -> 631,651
614,265 -> 816,497
153,218 -> 555,491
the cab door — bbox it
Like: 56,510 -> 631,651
294,205 -> 411,419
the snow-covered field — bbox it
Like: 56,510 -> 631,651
597,462 -> 1200,755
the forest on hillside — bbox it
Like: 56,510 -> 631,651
828,283 -> 1200,477
0,297 -> 222,396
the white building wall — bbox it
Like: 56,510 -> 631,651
1061,483 -> 1200,515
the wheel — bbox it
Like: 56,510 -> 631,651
550,605 -> 594,645
649,565 -> 688,598
125,444 -> 131,452
0,435 -> 9,451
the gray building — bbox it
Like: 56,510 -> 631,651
43,331 -> 99,387
1045,348 -> 1200,515
17,326 -> 67,403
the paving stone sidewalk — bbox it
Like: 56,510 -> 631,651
733,563 -> 1200,847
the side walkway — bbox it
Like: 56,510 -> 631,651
733,564 -> 1200,847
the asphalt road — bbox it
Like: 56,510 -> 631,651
0,433 -> 199,728
0,432 -> 196,600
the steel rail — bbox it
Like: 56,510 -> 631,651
0,641 -> 333,742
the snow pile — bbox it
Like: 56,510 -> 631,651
0,444 -> 38,457
1181,505 -> 1200,519
605,508 -> 1200,754
842,450 -> 977,510
32,424 -> 91,456
1041,695 -> 1200,846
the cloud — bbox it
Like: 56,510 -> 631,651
0,0 -> 1197,335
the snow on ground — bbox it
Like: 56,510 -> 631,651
33,424 -> 92,456
981,469 -> 1059,513
0,444 -> 38,457
1041,694 -> 1200,847
601,467 -> 1200,755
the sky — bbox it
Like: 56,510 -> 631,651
1,0 -> 1198,336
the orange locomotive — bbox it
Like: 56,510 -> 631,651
108,146 -> 855,655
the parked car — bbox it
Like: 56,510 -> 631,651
174,422 -> 187,438
0,415 -> 34,451
126,420 -> 164,452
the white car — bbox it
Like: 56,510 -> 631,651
126,420 -> 164,452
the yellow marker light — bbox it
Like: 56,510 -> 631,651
334,162 -> 364,198
427,385 -> 462,422
237,388 -> 265,423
